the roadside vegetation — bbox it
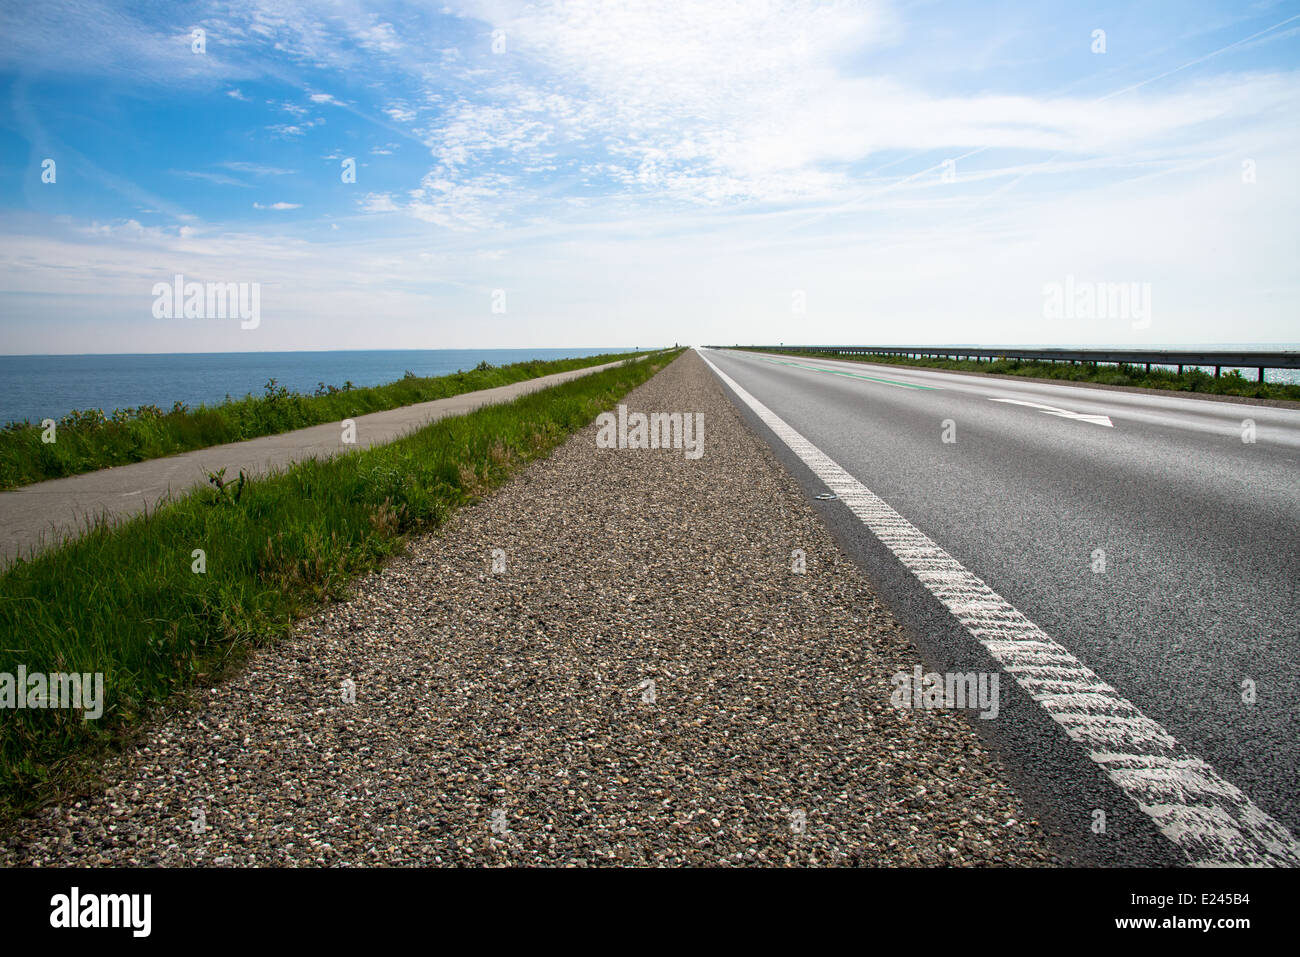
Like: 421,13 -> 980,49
0,349 -> 679,820
741,348 -> 1300,402
0,351 -> 650,490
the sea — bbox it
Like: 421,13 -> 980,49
0,349 -> 631,426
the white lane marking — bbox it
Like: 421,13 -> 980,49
699,349 -> 1299,867
990,397 -> 1114,428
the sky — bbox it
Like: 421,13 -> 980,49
0,0 -> 1297,354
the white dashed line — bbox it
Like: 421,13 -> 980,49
700,348 -> 1299,867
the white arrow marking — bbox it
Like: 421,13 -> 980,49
990,397 -> 1113,427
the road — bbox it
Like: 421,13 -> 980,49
0,356 -> 643,567
700,347 -> 1300,866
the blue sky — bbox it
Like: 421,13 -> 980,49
1,0 -> 1298,354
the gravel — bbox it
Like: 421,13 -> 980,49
1,350 -> 1056,866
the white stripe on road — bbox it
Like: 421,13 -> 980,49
699,349 -> 1299,867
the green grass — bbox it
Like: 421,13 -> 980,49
0,349 -> 680,820
739,348 -> 1300,402
0,350 -> 651,490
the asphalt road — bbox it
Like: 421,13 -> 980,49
702,347 -> 1300,866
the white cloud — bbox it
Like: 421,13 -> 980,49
424,1 -> 1299,210
357,21 -> 401,54
360,193 -> 400,213
252,202 -> 302,210
221,162 -> 296,176
265,120 -> 322,137
173,170 -> 252,188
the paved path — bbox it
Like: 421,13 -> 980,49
0,357 -> 641,566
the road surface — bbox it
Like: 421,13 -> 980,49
701,347 -> 1300,866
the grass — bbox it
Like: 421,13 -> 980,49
0,350 -> 651,490
739,348 -> 1300,402
0,349 -> 680,821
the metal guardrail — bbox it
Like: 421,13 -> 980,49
741,346 -> 1300,382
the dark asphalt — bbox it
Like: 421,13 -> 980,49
703,347 -> 1300,866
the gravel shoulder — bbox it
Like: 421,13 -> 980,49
2,350 -> 1055,866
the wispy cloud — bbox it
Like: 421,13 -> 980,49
264,120 -> 321,137
172,170 -> 253,188
221,162 -> 297,176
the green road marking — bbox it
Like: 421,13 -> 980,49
750,355 -> 937,390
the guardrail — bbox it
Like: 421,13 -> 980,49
737,346 -> 1300,382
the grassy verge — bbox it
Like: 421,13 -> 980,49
739,348 -> 1300,402
0,349 -> 680,821
0,350 -> 652,490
